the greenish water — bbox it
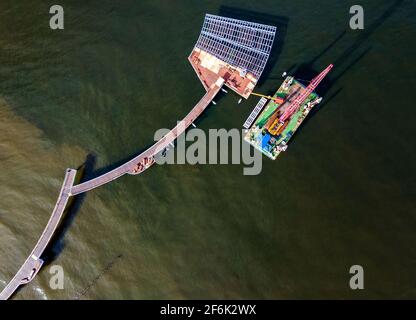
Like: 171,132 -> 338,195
0,0 -> 415,299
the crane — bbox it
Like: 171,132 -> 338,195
279,64 -> 333,123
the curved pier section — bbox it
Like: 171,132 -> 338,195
0,14 -> 276,300
70,78 -> 224,196
0,169 -> 77,300
0,80 -> 223,300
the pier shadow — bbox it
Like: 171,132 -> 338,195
267,63 -> 298,80
41,153 -> 97,264
217,6 -> 289,86
86,142 -> 158,179
40,140 -> 161,264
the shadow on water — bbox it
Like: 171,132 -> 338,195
82,144 -> 153,180
267,63 -> 298,81
41,153 -> 97,264
217,6 -> 289,86
297,0 -> 404,87
286,87 -> 344,147
268,0 -> 403,149
33,0 -> 407,266
334,0 -> 404,67
290,0 -> 404,131
40,138 -> 160,263
297,45 -> 371,131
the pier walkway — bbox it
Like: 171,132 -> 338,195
71,78 -> 224,195
0,78 -> 223,299
0,169 -> 77,300
1,13 -> 278,299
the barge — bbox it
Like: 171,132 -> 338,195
244,65 -> 333,159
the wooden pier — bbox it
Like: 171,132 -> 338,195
1,13 -> 277,299
0,79 -> 224,300
0,169 -> 77,300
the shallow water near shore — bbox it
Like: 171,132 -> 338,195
0,0 -> 415,299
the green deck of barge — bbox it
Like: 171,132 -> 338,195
244,77 -> 320,160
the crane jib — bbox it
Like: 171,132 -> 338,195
279,64 -> 333,123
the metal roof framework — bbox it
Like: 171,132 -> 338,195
194,14 -> 277,79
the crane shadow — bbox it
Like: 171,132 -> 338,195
289,0 -> 404,129
297,0 -> 404,87
273,0 -> 404,148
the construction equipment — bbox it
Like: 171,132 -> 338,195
279,64 -> 333,123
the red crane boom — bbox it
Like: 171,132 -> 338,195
279,64 -> 333,123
